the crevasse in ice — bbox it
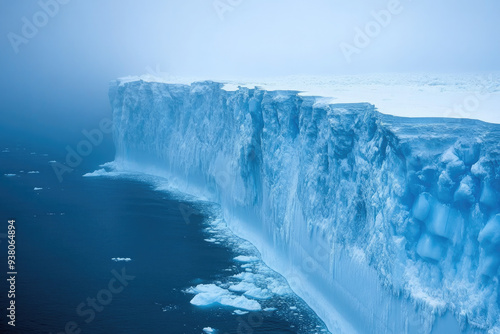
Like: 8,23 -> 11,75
109,79 -> 500,334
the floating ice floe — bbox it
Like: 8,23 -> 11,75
83,168 -> 121,177
204,238 -> 217,243
233,255 -> 259,263
111,258 -> 132,262
243,287 -> 272,300
34,187 -> 43,191
186,284 -> 261,311
228,281 -> 257,293
263,307 -> 277,312
161,305 -> 178,312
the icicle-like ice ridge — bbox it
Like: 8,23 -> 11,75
110,79 -> 500,334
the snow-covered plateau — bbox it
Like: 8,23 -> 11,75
109,76 -> 500,334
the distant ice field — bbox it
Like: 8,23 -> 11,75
117,72 -> 500,124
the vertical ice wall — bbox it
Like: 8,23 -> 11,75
110,79 -> 500,334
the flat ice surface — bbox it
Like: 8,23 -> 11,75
118,72 -> 500,124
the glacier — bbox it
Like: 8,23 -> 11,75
109,78 -> 500,334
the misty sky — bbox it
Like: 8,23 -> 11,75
0,0 -> 499,139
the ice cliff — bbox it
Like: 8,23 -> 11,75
109,79 -> 500,334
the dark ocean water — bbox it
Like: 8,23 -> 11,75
0,133 -> 328,334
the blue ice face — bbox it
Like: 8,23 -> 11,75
109,79 -> 500,334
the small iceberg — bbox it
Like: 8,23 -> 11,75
83,168 -> 107,177
204,238 -> 217,243
84,168 -> 120,177
186,284 -> 261,311
263,307 -> 277,312
111,258 -> 132,262
233,255 -> 259,263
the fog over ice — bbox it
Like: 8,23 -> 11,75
0,0 -> 498,139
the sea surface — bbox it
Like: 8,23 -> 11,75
0,132 -> 329,333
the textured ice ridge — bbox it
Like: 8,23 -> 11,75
109,79 -> 500,334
